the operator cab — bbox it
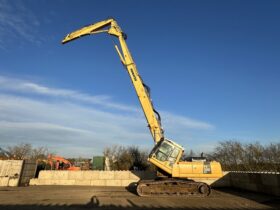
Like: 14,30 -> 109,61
148,138 -> 184,174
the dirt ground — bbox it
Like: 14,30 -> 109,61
0,186 -> 279,210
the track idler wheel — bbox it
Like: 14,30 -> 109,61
198,183 -> 211,196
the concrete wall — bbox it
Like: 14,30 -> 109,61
227,172 -> 280,196
30,170 -> 280,196
0,160 -> 23,186
30,170 -> 155,187
30,171 -> 227,187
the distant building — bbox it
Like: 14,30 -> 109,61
92,156 -> 105,170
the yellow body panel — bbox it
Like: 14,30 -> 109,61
172,161 -> 223,178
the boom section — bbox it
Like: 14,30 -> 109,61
62,19 -> 164,143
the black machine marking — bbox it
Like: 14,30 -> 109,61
130,68 -> 137,81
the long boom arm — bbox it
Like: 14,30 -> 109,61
62,19 -> 164,143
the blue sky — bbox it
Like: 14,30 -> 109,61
0,0 -> 279,157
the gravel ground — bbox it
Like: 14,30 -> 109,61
0,186 -> 279,210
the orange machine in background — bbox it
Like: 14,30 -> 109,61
47,155 -> 80,171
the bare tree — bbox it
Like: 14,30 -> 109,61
103,145 -> 119,170
30,146 -> 49,160
5,143 -> 49,160
182,149 -> 196,160
128,146 -> 149,170
103,145 -> 150,170
212,140 -> 280,172
7,143 -> 32,160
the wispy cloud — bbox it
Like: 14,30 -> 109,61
0,93 -> 151,157
0,75 -> 215,157
0,0 -> 41,48
162,111 -> 214,130
0,76 -> 137,112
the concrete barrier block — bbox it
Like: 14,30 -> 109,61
0,177 -> 9,186
106,180 -> 122,186
230,176 -> 240,185
261,174 -> 279,186
243,183 -> 258,191
8,178 -> 19,186
114,171 -> 130,180
230,174 -> 242,182
64,179 -> 76,185
41,179 -> 52,185
83,171 -> 99,180
92,171 -> 101,179
51,179 -> 75,185
91,180 -> 106,186
258,184 -> 273,195
99,171 -> 114,180
10,161 -> 21,166
48,179 -> 58,185
231,173 -> 247,182
11,166 -> 20,171
272,187 -> 280,196
53,171 -> 69,180
37,179 -> 53,185
271,188 -> 280,196
248,173 -> 262,184
48,180 -> 58,185
39,171 -> 53,179
29,179 -> 38,185
75,180 -> 91,186
68,171 -> 83,180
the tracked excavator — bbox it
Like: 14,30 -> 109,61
62,18 -> 223,196
47,155 -> 80,171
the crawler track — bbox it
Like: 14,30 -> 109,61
136,179 -> 211,197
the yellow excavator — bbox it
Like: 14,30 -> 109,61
62,18 -> 223,196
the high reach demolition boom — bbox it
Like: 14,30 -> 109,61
62,18 -> 223,197
62,18 -> 164,143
